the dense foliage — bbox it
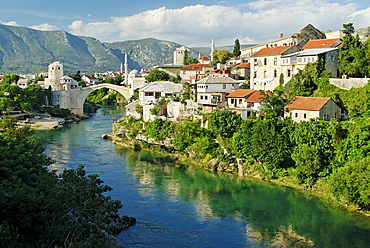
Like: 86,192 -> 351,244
338,23 -> 369,78
144,69 -> 170,82
183,50 -> 199,65
0,74 -> 46,111
211,50 -> 233,66
0,117 -> 124,247
119,106 -> 370,210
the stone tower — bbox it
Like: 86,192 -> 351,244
45,61 -> 64,91
173,46 -> 188,65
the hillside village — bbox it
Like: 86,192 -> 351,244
1,23 -> 369,123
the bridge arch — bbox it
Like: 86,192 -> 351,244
68,84 -> 131,116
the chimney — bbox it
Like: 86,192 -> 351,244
279,33 -> 283,39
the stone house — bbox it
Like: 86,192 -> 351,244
250,45 -> 302,91
230,63 -> 250,79
196,76 -> 239,113
284,96 -> 341,122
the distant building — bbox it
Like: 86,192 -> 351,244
174,46 -> 190,65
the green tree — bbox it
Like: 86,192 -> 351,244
208,109 -> 242,138
0,119 -> 125,247
183,50 -> 199,65
69,71 -> 82,82
211,49 -> 233,66
233,39 -> 241,57
290,119 -> 334,183
248,119 -> 293,177
258,91 -> 285,119
284,57 -> 324,100
1,74 -> 19,85
329,157 -> 370,210
338,23 -> 368,78
170,74 -> 182,83
173,119 -> 203,151
145,69 -> 170,82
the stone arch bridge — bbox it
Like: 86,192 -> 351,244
59,84 -> 131,116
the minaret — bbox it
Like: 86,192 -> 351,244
211,38 -> 215,62
124,53 -> 128,87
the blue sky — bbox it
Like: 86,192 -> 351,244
0,0 -> 369,46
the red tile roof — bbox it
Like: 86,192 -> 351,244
302,39 -> 340,49
181,64 -> 213,70
284,96 -> 331,111
199,55 -> 210,60
245,90 -> 274,103
251,46 -> 292,57
226,89 -> 255,98
237,63 -> 250,69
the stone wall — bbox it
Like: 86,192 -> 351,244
329,78 -> 369,90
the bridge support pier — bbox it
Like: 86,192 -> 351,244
70,107 -> 84,116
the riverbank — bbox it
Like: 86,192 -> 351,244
103,132 -> 370,218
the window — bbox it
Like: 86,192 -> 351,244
254,71 -> 257,78
200,95 -> 203,100
264,58 -> 267,66
239,99 -> 243,104
274,70 -> 277,77
287,69 -> 291,77
222,84 -> 226,89
205,96 -> 208,100
295,113 -> 298,118
155,92 -> 161,98
145,92 -> 154,96
274,57 -> 277,65
304,113 -> 307,118
231,99 -> 234,104
264,71 -> 267,78
331,55 -> 335,62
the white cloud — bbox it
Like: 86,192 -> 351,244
30,23 -> 59,31
0,21 -> 20,26
67,1 -> 369,46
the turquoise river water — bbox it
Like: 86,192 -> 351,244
35,105 -> 370,248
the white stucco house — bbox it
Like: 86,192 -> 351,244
138,81 -> 183,105
284,96 -> 341,122
227,89 -> 274,119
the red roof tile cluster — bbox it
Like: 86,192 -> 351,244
226,89 -> 255,98
246,90 -> 274,103
199,55 -> 210,60
181,64 -> 212,70
237,63 -> 250,69
302,39 -> 340,49
251,46 -> 292,57
284,96 -> 331,111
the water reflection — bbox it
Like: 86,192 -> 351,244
36,106 -> 370,248
119,146 -> 370,248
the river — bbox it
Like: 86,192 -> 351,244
35,105 -> 370,248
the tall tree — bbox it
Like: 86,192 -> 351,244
211,50 -> 233,66
183,50 -> 199,65
233,39 -> 241,57
338,23 -> 368,78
